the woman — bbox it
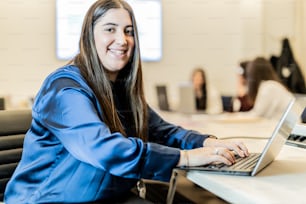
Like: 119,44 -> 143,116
4,0 -> 248,203
191,67 -> 223,114
192,68 -> 207,110
245,57 -> 294,119
233,61 -> 254,112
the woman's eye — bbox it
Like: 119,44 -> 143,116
125,29 -> 134,36
105,28 -> 115,33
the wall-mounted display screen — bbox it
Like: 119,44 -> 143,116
56,0 -> 162,61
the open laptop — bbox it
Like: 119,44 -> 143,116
177,83 -> 197,114
180,98 -> 302,176
177,83 -> 209,114
286,107 -> 306,148
156,83 -> 208,114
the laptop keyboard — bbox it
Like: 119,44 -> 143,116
228,153 -> 260,170
206,153 -> 260,171
286,134 -> 306,149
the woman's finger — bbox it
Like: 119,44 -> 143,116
213,148 -> 236,164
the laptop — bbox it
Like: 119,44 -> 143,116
286,107 -> 306,148
177,83 -> 210,114
180,98 -> 303,176
177,83 -> 197,114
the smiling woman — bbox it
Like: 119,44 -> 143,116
4,0 -> 249,203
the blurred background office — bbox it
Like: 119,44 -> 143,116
0,0 -> 305,110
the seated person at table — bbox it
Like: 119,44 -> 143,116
232,60 -> 254,112
241,57 -> 294,119
4,1 -> 249,203
191,67 -> 223,114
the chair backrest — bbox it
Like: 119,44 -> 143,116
0,109 -> 32,200
156,85 -> 171,111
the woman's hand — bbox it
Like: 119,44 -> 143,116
177,146 -> 236,167
177,138 -> 249,167
204,138 -> 249,158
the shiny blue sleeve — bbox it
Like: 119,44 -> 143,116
33,76 -> 179,181
147,107 -> 209,149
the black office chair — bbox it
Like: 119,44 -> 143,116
0,109 -> 31,201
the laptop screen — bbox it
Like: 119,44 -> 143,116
252,98 -> 303,175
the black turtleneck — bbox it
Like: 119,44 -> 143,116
111,81 -> 136,137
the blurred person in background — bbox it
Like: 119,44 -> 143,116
191,67 -> 223,114
232,61 -> 254,112
242,57 -> 294,119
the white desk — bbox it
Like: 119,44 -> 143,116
160,111 -> 306,204
184,142 -> 306,204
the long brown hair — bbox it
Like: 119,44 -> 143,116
246,57 -> 282,106
69,0 -> 148,141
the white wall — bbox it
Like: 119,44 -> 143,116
0,0 -> 303,109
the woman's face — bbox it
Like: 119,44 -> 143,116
193,71 -> 204,89
94,8 -> 134,81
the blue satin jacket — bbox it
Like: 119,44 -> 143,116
4,65 -> 209,203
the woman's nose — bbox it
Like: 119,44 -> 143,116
115,31 -> 127,45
